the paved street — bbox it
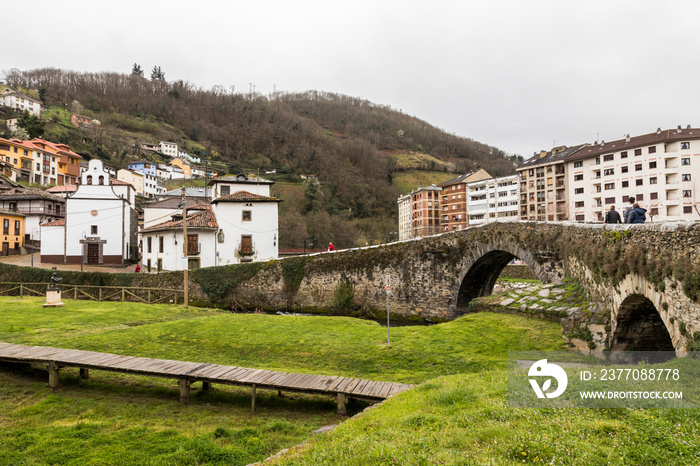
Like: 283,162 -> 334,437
0,252 -> 138,274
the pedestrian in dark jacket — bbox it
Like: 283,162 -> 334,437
604,205 -> 622,224
629,203 -> 647,224
623,196 -> 636,223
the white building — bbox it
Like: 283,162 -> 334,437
41,159 -> 138,265
397,194 -> 412,241
466,175 -> 520,226
117,169 -> 164,198
0,89 -> 42,116
156,163 -> 185,181
566,127 -> 700,222
159,141 -> 178,158
139,174 -> 279,271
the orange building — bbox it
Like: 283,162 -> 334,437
27,139 -> 83,186
438,169 -> 492,231
410,185 -> 442,237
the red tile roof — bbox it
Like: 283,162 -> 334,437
41,219 -> 65,227
140,209 -> 218,233
211,190 -> 281,203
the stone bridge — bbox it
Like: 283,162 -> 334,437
194,221 -> 700,353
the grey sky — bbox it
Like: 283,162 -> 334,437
6,1 -> 700,158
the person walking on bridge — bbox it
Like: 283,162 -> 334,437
604,205 -> 622,224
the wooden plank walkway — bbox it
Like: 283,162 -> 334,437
0,342 -> 412,414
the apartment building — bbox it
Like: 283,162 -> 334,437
466,175 -> 520,226
28,139 -> 82,186
567,127 -> 700,222
397,193 -> 412,241
517,145 -> 586,221
437,169 -> 491,232
410,185 -> 442,238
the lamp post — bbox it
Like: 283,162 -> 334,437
80,232 -> 86,272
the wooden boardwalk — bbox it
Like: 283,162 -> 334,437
0,342 -> 412,414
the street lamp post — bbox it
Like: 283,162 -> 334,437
80,232 -> 86,272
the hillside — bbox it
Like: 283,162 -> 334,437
1,68 -> 521,247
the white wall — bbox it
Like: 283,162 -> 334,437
141,230 -> 217,271
214,201 -> 278,265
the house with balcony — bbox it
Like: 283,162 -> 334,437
40,159 -> 138,265
0,186 -> 64,245
138,174 -> 279,271
465,175 -> 520,226
27,139 -> 83,186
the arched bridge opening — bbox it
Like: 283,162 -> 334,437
456,250 -> 542,310
611,294 -> 674,352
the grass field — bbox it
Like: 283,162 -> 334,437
393,170 -> 455,194
1,297 -> 697,465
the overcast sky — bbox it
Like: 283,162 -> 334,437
5,1 -> 700,158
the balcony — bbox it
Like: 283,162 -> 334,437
187,243 -> 201,256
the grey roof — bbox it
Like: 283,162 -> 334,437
208,174 -> 274,185
0,187 -> 64,203
518,144 -> 587,170
159,187 -> 213,198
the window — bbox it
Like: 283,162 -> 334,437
240,235 -> 253,254
635,164 -> 643,171
157,258 -> 162,272
683,190 -> 692,197
595,157 -> 600,165
574,161 -> 583,168
603,154 -> 614,162
650,177 -> 657,184
637,194 -> 644,201
682,158 -> 690,165
147,237 -> 152,253
574,174 -> 584,181
575,214 -> 585,221
187,234 -> 199,255
684,206 -> 693,214
649,161 -> 657,169
648,146 -> 657,154
574,188 -> 584,194
13,221 -> 19,236
159,236 -> 164,253
634,148 -> 642,156
605,197 -> 615,204
91,225 -> 98,235
618,166 -> 628,174
636,179 -> 643,186
86,175 -> 93,185
605,183 -> 615,190
650,192 -> 658,200
621,151 -> 628,158
2,219 -> 7,235
650,207 -> 659,215
36,163 -> 40,171
575,201 -> 584,207
220,185 -> 230,196
604,168 -> 615,176
681,142 -> 690,150
682,174 -> 692,181
188,258 -> 200,270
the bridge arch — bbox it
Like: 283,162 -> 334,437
452,240 -> 562,310
611,293 -> 674,351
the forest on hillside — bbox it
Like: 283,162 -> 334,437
2,67 -> 519,248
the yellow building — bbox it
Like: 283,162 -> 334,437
170,158 -> 192,178
0,210 -> 25,255
0,137 -> 32,182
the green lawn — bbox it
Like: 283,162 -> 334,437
1,297 -> 696,465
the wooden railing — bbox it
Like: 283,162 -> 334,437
0,282 -> 182,305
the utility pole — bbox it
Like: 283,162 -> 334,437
181,187 -> 188,308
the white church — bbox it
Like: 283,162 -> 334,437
139,174 -> 280,272
41,159 -> 139,265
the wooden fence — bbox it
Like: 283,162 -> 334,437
0,282 -> 182,305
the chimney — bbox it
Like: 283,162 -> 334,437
657,128 -> 662,134
688,125 -> 692,129
600,140 -> 605,146
539,150 -> 547,159
677,125 -> 682,134
625,134 -> 631,143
